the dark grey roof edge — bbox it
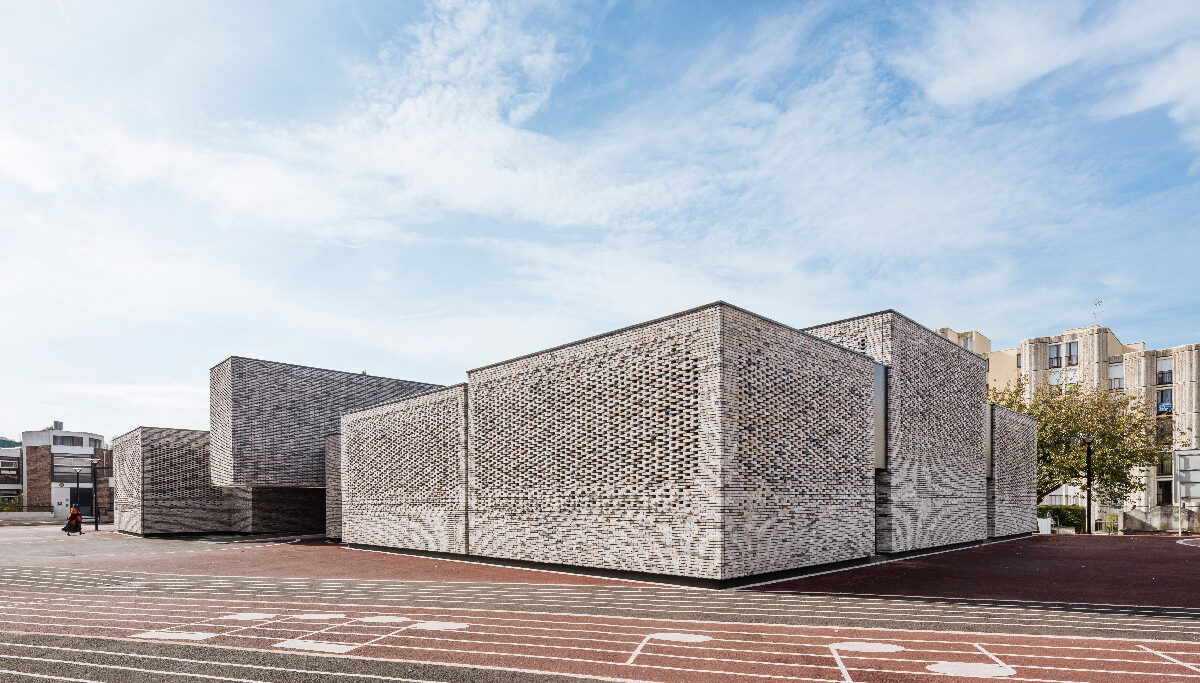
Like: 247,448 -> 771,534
804,308 -> 988,364
111,426 -> 210,442
340,383 -> 464,417
467,301 -> 874,374
208,355 -> 443,387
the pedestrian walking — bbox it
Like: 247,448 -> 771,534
62,505 -> 84,535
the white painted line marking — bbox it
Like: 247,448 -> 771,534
827,645 -> 854,682
272,639 -> 358,654
831,641 -> 903,652
292,613 -> 347,620
1136,643 -> 1200,673
926,661 -> 1015,677
407,621 -> 469,631
132,631 -> 218,641
649,632 -> 712,643
217,613 -> 276,621
358,616 -> 410,623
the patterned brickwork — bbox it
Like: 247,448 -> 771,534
806,311 -> 989,553
325,434 -> 342,539
990,405 -> 1037,537
467,307 -> 726,579
719,307 -> 877,576
112,432 -> 142,534
24,446 -> 51,509
209,356 -> 439,488
113,427 -> 230,535
341,386 -> 468,553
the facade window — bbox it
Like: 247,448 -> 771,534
88,438 -> 101,448
1158,452 -> 1174,476
52,435 -> 84,447
1108,363 -> 1124,391
1016,353 -> 1022,368
962,336 -> 973,351
1049,344 -> 1063,368
1065,341 -> 1078,366
1157,388 -> 1173,414
1157,480 -> 1173,506
1158,418 -> 1174,446
1157,357 -> 1173,385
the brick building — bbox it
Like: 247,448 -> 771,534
940,323 -> 1200,532
5,422 -> 108,518
335,303 -> 1035,582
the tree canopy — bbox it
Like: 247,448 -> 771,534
989,379 -> 1170,504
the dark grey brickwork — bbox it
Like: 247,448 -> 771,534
112,427 -> 230,535
228,486 -> 324,534
325,434 -> 342,539
341,386 -> 468,553
806,311 -> 990,554
209,356 -> 439,487
990,405 -> 1037,537
720,307 -> 877,576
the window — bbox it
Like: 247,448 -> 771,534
88,438 -> 101,448
962,336 -> 973,351
1158,418 -> 1174,446
1157,357 -> 1173,385
1066,341 -> 1079,366
1108,363 -> 1124,391
1158,452 -> 1174,476
1157,480 -> 1173,506
1049,344 -> 1063,368
1016,353 -> 1022,368
1157,388 -> 1173,414
52,435 -> 84,447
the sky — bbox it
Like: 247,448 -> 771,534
2,0 -> 1199,442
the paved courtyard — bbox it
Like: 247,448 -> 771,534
2,525 -> 1200,682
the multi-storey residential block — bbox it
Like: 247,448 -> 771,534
0,446 -> 21,506
939,324 -> 1200,532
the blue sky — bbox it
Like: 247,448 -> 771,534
2,0 -> 1199,441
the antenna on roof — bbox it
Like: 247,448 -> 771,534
1092,299 -> 1103,325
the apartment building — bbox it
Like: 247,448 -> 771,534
940,324 -> 1200,531
0,446 -> 21,505
20,421 -> 108,518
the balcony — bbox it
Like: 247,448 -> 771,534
1109,377 -> 1124,391
1049,357 -> 1063,368
1157,370 -> 1173,385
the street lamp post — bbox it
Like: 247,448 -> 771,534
1080,435 -> 1096,534
72,467 -> 83,518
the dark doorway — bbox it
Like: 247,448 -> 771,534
70,488 -> 93,517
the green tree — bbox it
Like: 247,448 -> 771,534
989,378 -> 1165,503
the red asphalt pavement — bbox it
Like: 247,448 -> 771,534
3,587 -> 1200,682
759,534 -> 1200,608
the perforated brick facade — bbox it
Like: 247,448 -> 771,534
467,308 -> 726,578
805,311 -> 990,554
227,486 -> 324,534
341,386 -> 468,553
719,307 -> 877,575
209,356 -> 439,487
990,405 -> 1037,537
112,427 -> 230,535
325,434 -> 342,539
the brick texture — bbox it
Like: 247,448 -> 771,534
24,446 -> 51,509
325,434 -> 342,539
467,308 -> 726,579
341,386 -> 468,553
209,356 -> 439,488
112,427 -> 230,535
806,311 -> 989,554
990,405 -> 1037,537
228,486 -> 324,534
720,307 -> 877,576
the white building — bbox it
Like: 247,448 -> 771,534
21,421 -> 105,518
0,446 -> 21,505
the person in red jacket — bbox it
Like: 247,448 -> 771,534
62,505 -> 84,535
